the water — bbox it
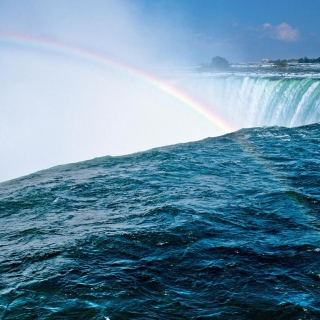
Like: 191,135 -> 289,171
1,121 -> 320,319
173,72 -> 320,129
1,67 -> 320,319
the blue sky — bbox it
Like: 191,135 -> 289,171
0,0 -> 320,181
1,0 -> 320,64
134,0 -> 320,63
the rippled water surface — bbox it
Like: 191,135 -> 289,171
1,124 -> 320,319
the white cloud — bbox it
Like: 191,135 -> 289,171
268,23 -> 300,42
263,23 -> 273,30
245,26 -> 259,31
247,22 -> 300,42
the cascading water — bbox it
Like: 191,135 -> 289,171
175,75 -> 320,129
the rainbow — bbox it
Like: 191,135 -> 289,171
0,33 -> 236,133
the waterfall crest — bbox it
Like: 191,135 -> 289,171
176,75 -> 320,129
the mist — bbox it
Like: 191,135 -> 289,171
0,0 -> 226,182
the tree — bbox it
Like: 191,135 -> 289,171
211,56 -> 229,70
274,59 -> 288,68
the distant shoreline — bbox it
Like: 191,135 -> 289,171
198,62 -> 320,75
200,55 -> 320,75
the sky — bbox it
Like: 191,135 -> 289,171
0,0 -> 319,181
1,0 -> 320,64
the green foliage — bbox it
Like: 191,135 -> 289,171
274,59 -> 288,68
298,56 -> 320,63
269,56 -> 320,65
211,56 -> 229,70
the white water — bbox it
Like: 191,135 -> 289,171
175,74 -> 320,129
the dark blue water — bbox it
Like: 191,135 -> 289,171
1,123 -> 320,319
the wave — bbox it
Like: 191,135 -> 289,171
1,123 -> 320,318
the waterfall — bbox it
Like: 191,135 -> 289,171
176,75 -> 320,129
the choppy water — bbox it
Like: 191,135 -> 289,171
1,123 -> 320,319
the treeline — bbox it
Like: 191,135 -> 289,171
296,56 -> 320,63
270,57 -> 320,64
